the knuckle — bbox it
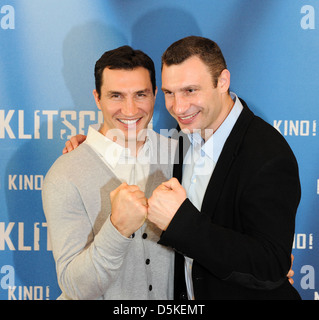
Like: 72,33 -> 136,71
147,197 -> 153,206
70,137 -> 78,146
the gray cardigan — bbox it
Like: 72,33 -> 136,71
42,133 -> 175,300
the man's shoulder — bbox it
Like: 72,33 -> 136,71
249,114 -> 291,147
43,144 -> 98,185
238,110 -> 297,165
235,101 -> 290,148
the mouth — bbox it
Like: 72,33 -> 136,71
117,118 -> 142,127
178,111 -> 200,124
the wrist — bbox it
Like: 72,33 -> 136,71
110,214 -> 133,238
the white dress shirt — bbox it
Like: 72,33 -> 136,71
182,92 -> 243,299
85,124 -> 151,192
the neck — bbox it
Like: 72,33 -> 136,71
99,125 -> 147,157
202,94 -> 234,141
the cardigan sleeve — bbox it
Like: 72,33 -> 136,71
42,176 -> 133,300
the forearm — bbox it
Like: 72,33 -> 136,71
56,216 -> 132,299
159,199 -> 290,287
159,157 -> 300,289
43,181 -> 132,299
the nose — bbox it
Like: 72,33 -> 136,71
172,94 -> 188,115
122,97 -> 138,116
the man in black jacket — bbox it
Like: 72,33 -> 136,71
147,36 -> 301,300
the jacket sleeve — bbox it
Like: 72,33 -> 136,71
42,177 -> 132,299
158,155 -> 301,290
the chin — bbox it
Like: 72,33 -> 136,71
179,125 -> 198,135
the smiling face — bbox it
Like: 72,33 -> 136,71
161,55 -> 232,139
93,67 -> 157,148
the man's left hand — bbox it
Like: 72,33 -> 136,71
148,178 -> 187,230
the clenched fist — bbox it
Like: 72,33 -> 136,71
110,183 -> 148,237
148,178 -> 187,231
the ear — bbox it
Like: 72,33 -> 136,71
154,86 -> 158,99
93,89 -> 101,110
218,69 -> 231,94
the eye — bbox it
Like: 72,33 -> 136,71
163,90 -> 174,97
109,93 -> 122,99
136,90 -> 152,99
185,88 -> 197,94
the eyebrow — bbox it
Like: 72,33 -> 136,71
107,88 -> 152,96
161,85 -> 200,92
161,87 -> 170,92
136,88 -> 152,94
106,90 -> 122,97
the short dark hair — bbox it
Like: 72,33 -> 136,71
161,36 -> 227,88
95,45 -> 156,97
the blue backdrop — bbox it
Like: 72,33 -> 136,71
0,0 -> 318,300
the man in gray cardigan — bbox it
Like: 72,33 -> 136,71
42,46 -> 175,300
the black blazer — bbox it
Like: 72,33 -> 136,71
159,99 -> 301,300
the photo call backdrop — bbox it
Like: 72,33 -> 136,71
0,0 -> 318,300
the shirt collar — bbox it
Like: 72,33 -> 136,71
188,92 -> 243,163
85,124 -> 152,169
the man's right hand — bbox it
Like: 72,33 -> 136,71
63,134 -> 87,154
110,183 -> 148,238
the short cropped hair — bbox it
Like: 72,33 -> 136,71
95,45 -> 156,97
161,36 -> 227,88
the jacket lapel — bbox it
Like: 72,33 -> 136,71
172,100 -> 255,219
200,101 -> 255,217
